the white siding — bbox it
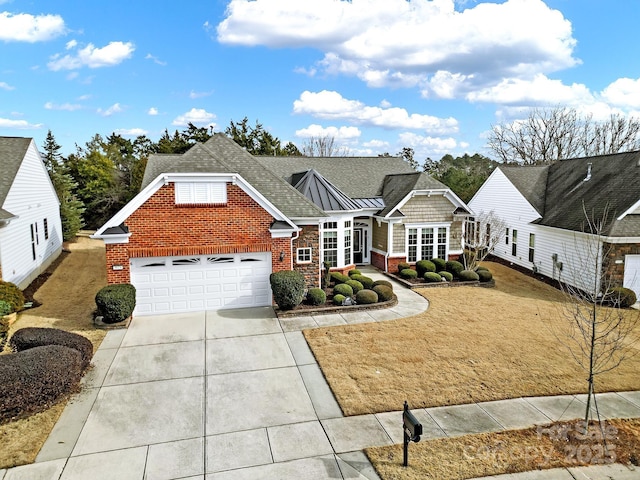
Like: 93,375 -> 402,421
0,140 -> 63,289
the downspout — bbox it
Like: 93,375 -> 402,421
290,228 -> 300,271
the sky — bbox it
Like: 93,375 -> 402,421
1,0 -> 640,163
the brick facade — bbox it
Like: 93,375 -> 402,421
104,183 -> 294,284
603,242 -> 640,288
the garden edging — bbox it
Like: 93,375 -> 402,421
275,294 -> 398,318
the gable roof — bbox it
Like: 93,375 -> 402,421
292,169 -> 362,212
0,137 -> 32,221
378,172 -> 451,217
499,166 -> 548,215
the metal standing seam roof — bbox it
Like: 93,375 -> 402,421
0,137 -> 32,219
292,169 -> 362,211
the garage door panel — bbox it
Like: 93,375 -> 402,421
152,273 -> 170,282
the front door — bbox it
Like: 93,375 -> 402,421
353,225 -> 370,264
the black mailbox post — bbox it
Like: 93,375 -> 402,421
402,401 -> 422,467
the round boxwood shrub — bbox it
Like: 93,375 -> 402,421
345,279 -> 364,294
373,285 -> 393,302
10,327 -> 94,371
350,274 -> 374,289
0,281 -> 25,313
397,262 -> 410,273
439,271 -> 453,282
348,269 -> 362,277
333,294 -> 346,306
606,287 -> 637,308
356,289 -> 378,304
372,280 -> 393,290
306,288 -> 326,306
431,258 -> 447,271
95,283 -> 136,323
400,269 -> 418,280
416,260 -> 436,277
458,270 -> 480,282
475,265 -> 489,272
445,260 -> 465,277
477,269 -> 493,282
424,272 -> 443,283
331,272 -> 350,284
269,271 -> 305,310
333,283 -> 354,297
0,300 -> 12,317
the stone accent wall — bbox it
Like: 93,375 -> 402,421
293,225 -> 320,289
603,242 -> 640,287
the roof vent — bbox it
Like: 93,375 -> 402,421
583,162 -> 592,182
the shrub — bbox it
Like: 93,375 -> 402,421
400,269 -> 418,280
373,285 -> 393,302
606,287 -> 637,308
372,280 -> 393,290
333,294 -> 346,306
95,284 -> 137,323
445,260 -> 465,277
475,265 -> 489,272
439,271 -> 453,282
0,345 -> 84,423
397,262 -> 410,273
10,327 -> 94,371
431,258 -> 447,271
416,260 -> 436,277
331,272 -> 350,284
345,279 -> 364,294
458,270 -> 480,282
306,288 -> 326,306
348,269 -> 362,277
0,300 -> 12,317
351,274 -> 374,289
356,289 -> 378,304
477,269 -> 493,283
269,271 -> 305,310
424,272 -> 443,283
0,281 -> 25,313
333,283 -> 354,297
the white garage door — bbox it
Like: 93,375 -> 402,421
624,254 -> 640,300
130,253 -> 272,315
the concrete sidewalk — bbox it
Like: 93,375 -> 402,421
1,271 -> 639,479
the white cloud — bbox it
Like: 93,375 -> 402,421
76,94 -> 91,101
362,139 -> 389,149
44,101 -> 82,111
65,39 -> 77,49
172,108 -> 216,127
189,90 -> 213,99
48,41 -> 135,71
295,124 -> 361,141
602,77 -> 640,109
0,81 -> 14,90
145,53 -> 167,66
398,132 -> 458,155
293,90 -> 458,134
114,128 -> 148,137
0,117 -> 43,129
97,103 -> 123,116
0,11 -> 66,42
147,107 -> 159,116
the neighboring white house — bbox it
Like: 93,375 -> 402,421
0,137 -> 63,289
469,151 -> 640,298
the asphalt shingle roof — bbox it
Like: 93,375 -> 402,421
378,172 -> 449,216
0,137 -> 31,219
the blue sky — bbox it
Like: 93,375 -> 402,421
1,0 -> 639,162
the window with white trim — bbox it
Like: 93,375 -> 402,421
344,220 -> 352,265
322,221 -> 338,267
30,223 -> 37,260
297,247 -> 312,264
511,229 -> 518,256
528,233 -> 535,263
44,218 -> 49,240
175,182 -> 226,204
407,226 -> 448,262
505,227 -> 509,245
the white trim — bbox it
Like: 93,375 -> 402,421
618,198 -> 640,220
386,189 -> 472,219
296,247 -> 313,264
102,233 -> 132,244
405,223 -> 451,262
603,236 -> 640,244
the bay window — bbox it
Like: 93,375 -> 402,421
321,219 -> 355,268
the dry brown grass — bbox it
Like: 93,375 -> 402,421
0,236 -> 107,468
366,418 -> 640,480
304,262 -> 640,416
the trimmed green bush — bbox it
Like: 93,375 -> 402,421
400,269 -> 418,279
431,258 -> 447,271
345,279 -> 364,294
269,271 -> 305,310
0,300 -> 12,317
10,327 -> 94,370
333,294 -> 346,306
350,274 -> 374,289
416,260 -> 436,277
397,262 -> 410,273
373,285 -> 393,302
458,270 -> 480,282
306,288 -> 326,306
356,289 -> 378,304
424,272 -> 443,283
95,283 -> 137,323
606,287 -> 637,308
439,271 -> 453,282
475,265 -> 489,272
331,272 -> 350,284
0,345 -> 84,423
0,281 -> 25,313
372,280 -> 393,290
333,283 -> 354,297
348,269 -> 362,277
445,260 -> 464,277
477,269 -> 493,282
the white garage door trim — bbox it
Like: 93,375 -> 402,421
131,252 -> 272,315
624,254 -> 640,300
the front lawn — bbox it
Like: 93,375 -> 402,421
304,262 -> 640,416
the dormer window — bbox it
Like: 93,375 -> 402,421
175,182 -> 226,205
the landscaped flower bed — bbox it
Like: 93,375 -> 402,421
390,259 -> 495,289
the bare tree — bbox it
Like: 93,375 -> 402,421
301,135 -> 349,157
488,107 -> 640,165
462,211 -> 508,271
